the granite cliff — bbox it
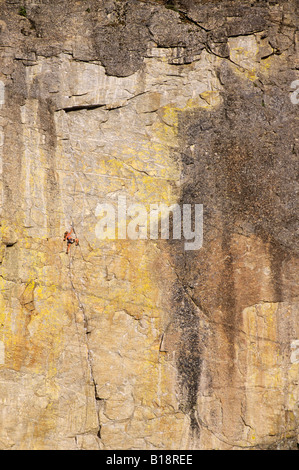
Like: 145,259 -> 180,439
0,0 -> 298,450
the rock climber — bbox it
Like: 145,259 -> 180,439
63,228 -> 79,254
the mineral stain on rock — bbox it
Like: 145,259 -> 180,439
0,0 -> 298,450
167,57 -> 298,447
173,284 -> 202,437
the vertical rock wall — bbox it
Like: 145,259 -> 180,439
0,0 -> 298,450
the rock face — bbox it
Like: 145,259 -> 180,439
0,0 -> 298,450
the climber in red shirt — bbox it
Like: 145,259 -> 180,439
63,228 -> 79,254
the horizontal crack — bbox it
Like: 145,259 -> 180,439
56,104 -> 105,113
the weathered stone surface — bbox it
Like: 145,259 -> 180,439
0,0 -> 298,450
